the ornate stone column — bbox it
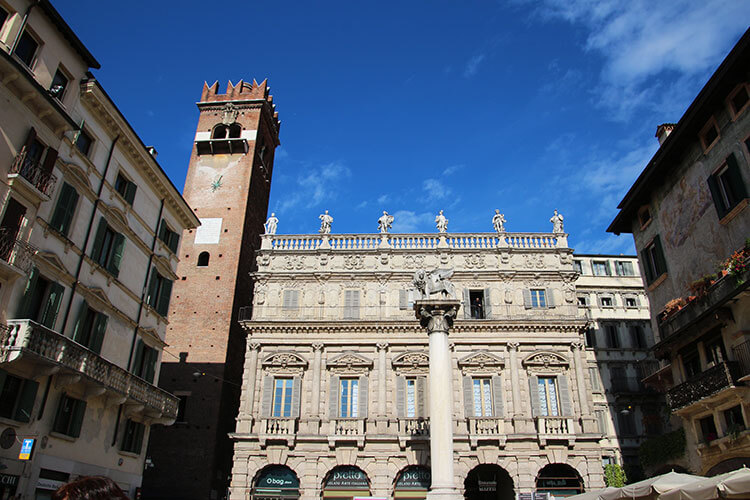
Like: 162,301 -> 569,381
310,343 -> 324,425
377,342 -> 389,432
572,341 -> 596,432
414,299 -> 461,500
236,342 -> 260,433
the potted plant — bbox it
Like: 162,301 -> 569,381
661,297 -> 687,321
689,274 -> 716,298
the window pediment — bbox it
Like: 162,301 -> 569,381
522,351 -> 569,368
153,254 -> 178,280
392,351 -> 429,375
326,351 -> 372,375
100,203 -> 130,234
457,351 -> 504,375
262,352 -> 308,375
34,251 -> 69,283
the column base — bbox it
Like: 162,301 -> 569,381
427,486 -> 463,500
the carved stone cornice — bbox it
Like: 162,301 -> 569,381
391,351 -> 429,374
261,352 -> 308,375
326,352 -> 373,375
457,351 -> 504,375
522,351 -> 570,368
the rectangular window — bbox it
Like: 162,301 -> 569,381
121,419 -> 145,454
472,378 -> 493,417
343,290 -> 360,319
49,68 -> 69,100
0,369 -> 39,423
606,325 -> 620,348
577,295 -> 588,307
638,206 -> 651,228
700,118 -> 720,152
681,346 -> 702,379
589,367 -> 601,391
625,297 -> 637,308
114,172 -> 137,205
272,378 -> 294,418
592,261 -> 610,276
600,296 -> 613,308
52,394 -> 86,438
339,378 -> 359,418
16,268 -> 64,329
91,218 -> 125,277
132,340 -> 158,383
728,84 -> 750,118
469,290 -> 485,319
618,410 -> 637,436
630,325 -> 646,349
406,378 -> 417,417
530,289 -> 546,308
699,415 -> 718,443
573,260 -> 582,273
49,182 -> 79,236
14,30 -> 38,68
537,377 -> 559,417
72,303 -> 108,355
708,154 -> 748,220
0,6 -> 8,29
282,290 -> 299,311
75,129 -> 93,157
585,327 -> 597,348
147,268 -> 173,317
704,335 -> 727,366
615,261 -> 634,276
641,236 -> 667,285
724,405 -> 745,431
158,219 -> 180,254
596,409 -> 608,434
643,406 -> 663,435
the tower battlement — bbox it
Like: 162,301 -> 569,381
200,79 -> 280,131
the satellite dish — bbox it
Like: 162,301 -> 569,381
0,427 -> 17,449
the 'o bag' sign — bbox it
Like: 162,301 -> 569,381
395,467 -> 431,490
256,466 -> 300,490
326,467 -> 369,489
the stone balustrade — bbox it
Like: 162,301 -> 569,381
468,417 -> 504,435
331,418 -> 365,436
397,417 -> 430,436
0,319 -> 179,420
264,232 -> 567,251
261,418 -> 296,435
537,416 -> 575,437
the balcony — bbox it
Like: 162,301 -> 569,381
0,319 -> 178,421
9,149 -> 58,199
259,418 -> 296,446
467,417 -> 505,447
329,418 -> 365,447
195,138 -> 248,155
667,361 -> 746,411
397,417 -> 429,446
536,416 -> 575,446
0,228 -> 36,276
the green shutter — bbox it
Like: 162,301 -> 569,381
90,312 -> 107,354
146,268 -> 159,308
158,219 -> 167,242
157,278 -> 173,317
132,340 -> 145,377
725,153 -> 748,200
91,218 -> 107,262
640,248 -> 653,283
17,268 -> 39,318
107,233 -> 125,277
39,282 -> 64,329
124,181 -> 137,205
70,399 -> 86,438
50,183 -> 79,235
144,347 -> 157,383
653,236 -> 667,276
707,174 -> 727,218
52,394 -> 69,434
72,301 -> 88,344
168,230 -> 179,254
14,379 -> 39,423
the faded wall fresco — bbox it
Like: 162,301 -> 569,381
659,166 -> 713,250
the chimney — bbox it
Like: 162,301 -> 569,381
146,146 -> 158,158
655,123 -> 675,145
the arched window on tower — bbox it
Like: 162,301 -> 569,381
228,123 -> 241,138
212,125 -> 227,139
197,252 -> 210,267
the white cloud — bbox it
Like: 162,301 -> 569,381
277,161 -> 351,214
422,178 -> 451,201
463,54 -> 486,78
442,164 -> 464,176
377,194 -> 390,205
391,210 -> 434,233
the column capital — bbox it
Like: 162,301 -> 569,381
249,342 -> 261,351
507,341 -> 520,351
376,342 -> 389,351
414,299 -> 461,334
312,343 -> 324,351
571,341 -> 585,351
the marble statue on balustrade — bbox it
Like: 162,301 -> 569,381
550,209 -> 564,233
377,211 -> 394,233
492,209 -> 506,233
319,210 -> 333,234
412,268 -> 457,300
435,210 -> 448,233
263,213 -> 278,235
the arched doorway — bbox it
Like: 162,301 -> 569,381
535,464 -> 583,498
464,464 -> 514,500
394,466 -> 431,500
322,466 -> 370,500
253,465 -> 300,500
706,457 -> 750,476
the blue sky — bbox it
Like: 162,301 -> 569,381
56,1 -> 749,254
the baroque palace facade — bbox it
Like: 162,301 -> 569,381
228,228 -> 659,500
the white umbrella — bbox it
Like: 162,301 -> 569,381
659,471 -> 735,500
722,467 -> 750,498
600,471 -> 704,500
566,487 -> 620,500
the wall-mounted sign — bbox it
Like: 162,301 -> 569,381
256,466 -> 300,490
395,467 -> 431,490
18,438 -> 34,460
0,474 -> 19,487
325,467 -> 369,489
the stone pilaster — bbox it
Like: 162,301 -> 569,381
377,342 -> 389,432
572,341 -> 597,433
308,343 -> 324,432
236,342 -> 260,433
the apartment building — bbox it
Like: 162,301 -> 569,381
609,28 -> 750,475
0,1 -> 199,497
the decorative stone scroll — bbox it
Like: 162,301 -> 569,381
391,351 -> 429,375
326,352 -> 373,375
457,351 -> 504,375
521,351 -> 569,368
261,352 -> 308,375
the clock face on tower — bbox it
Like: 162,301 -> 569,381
211,175 -> 223,192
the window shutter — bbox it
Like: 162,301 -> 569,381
399,290 -> 408,310
529,375 -> 540,417
157,279 -> 173,317
483,288 -> 492,318
653,236 -> 667,277
261,376 -> 274,418
70,399 -> 86,438
463,289 -> 470,319
462,376 -> 474,417
351,291 -> 360,319
41,147 -> 58,174
605,261 -> 612,276
396,376 -> 406,417
90,312 -> 107,355
144,347 -> 158,384
640,248 -> 654,283
417,377 -> 426,417
291,290 -> 299,310
725,152 -> 748,201
14,379 -> 38,423
491,375 -> 504,417
557,374 -> 572,416
147,268 -> 159,308
108,233 -> 125,277
50,183 -> 79,235
72,301 -> 88,344
17,268 -> 39,318
40,282 -> 64,329
124,181 -> 137,205
328,375 -> 339,419
91,218 -> 107,262
546,288 -> 555,308
132,340 -> 145,377
23,127 -> 37,151
168,230 -> 180,254
597,410 -> 607,434
589,367 -> 601,391
523,289 -> 532,309
358,375 -> 368,417
291,376 -> 302,418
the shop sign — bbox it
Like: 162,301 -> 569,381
538,478 -> 578,488
326,467 -> 368,489
37,478 -> 66,491
395,468 -> 431,490
18,438 -> 34,460
256,466 -> 300,490
478,479 -> 496,492
0,474 -> 19,487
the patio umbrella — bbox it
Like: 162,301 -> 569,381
566,487 -> 620,500
599,471 -> 704,500
660,467 -> 750,500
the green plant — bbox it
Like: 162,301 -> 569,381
727,423 -> 744,442
688,274 -> 716,297
639,428 -> 686,468
604,463 -> 628,487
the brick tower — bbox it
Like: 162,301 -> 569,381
143,80 -> 280,500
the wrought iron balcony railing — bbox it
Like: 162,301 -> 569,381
9,149 -> 58,197
0,228 -> 36,274
667,361 -> 742,410
0,319 -> 178,420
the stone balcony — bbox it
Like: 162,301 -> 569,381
397,417 -> 429,446
467,417 -> 505,447
9,148 -> 58,199
667,361 -> 747,411
258,418 -> 297,446
0,319 -> 178,421
536,416 -> 576,446
329,418 -> 366,447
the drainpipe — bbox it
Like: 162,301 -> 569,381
9,1 -> 40,55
